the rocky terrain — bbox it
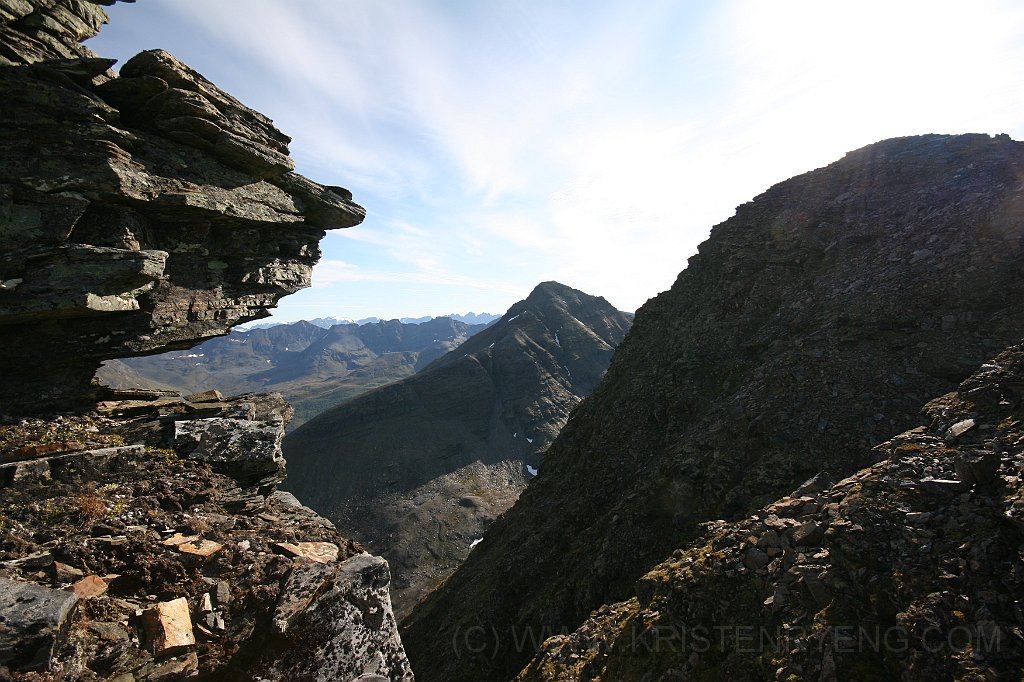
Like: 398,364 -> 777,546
0,392 -> 411,681
0,0 -> 364,413
0,1 -> 412,679
282,281 -> 633,616
402,134 -> 1024,681
517,342 -> 1024,681
98,316 -> 488,429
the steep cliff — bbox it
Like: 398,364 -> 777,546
402,134 -> 1024,681
518,342 -> 1024,681
282,281 -> 632,616
0,0 -> 364,413
0,2 -> 413,679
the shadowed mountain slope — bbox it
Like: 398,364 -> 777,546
401,134 -> 1024,681
518,341 -> 1024,681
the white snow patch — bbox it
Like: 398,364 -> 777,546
185,353 -> 204,358
527,465 -> 539,476
554,332 -> 561,347
513,432 -> 517,438
469,538 -> 482,549
508,314 -> 520,322
488,342 -> 495,349
526,437 -> 534,444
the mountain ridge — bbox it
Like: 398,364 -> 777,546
281,281 -> 633,615
239,311 -> 501,331
401,133 -> 1024,681
98,316 -> 488,428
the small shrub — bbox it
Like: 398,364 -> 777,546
76,493 -> 107,524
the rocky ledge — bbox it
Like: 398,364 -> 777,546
0,2 -> 412,679
0,391 -> 412,680
518,342 -> 1024,681
0,0 -> 365,413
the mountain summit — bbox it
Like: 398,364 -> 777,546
281,281 -> 632,612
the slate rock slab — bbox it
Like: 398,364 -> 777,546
0,578 -> 78,672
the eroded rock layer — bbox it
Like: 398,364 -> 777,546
0,1 -> 365,413
402,134 -> 1024,681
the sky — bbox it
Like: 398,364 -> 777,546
89,1 -> 1024,322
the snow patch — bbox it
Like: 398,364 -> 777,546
469,538 -> 482,549
526,437 -> 534,444
526,465 -> 539,476
554,332 -> 561,347
507,314 -> 520,322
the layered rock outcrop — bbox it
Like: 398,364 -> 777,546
0,0 -> 113,66
0,0 -> 365,413
518,342 -> 1024,681
402,134 -> 1024,681
0,2 -> 412,679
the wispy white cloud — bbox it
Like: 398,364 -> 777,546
94,0 -> 1024,319
313,259 -> 521,294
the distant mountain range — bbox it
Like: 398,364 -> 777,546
280,282 -> 633,616
97,317 -> 489,429
238,312 -> 501,331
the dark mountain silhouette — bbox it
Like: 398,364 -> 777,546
401,134 -> 1024,681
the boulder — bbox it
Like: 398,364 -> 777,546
259,554 -> 413,681
141,597 -> 195,656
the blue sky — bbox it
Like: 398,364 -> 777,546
90,1 -> 1024,321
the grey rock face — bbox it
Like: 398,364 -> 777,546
0,4 -> 412,679
0,4 -> 364,414
0,0 -> 114,66
255,554 -> 414,681
172,394 -> 291,485
0,578 -> 78,673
